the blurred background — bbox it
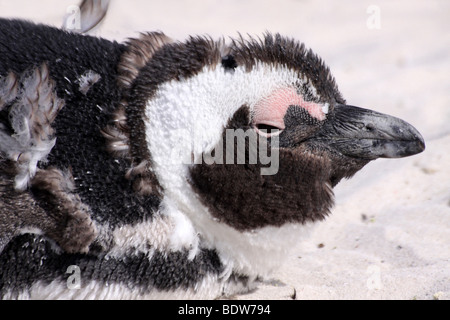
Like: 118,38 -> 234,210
1,0 -> 449,299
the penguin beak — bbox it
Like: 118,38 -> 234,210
317,105 -> 425,160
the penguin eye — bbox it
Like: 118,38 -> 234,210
254,123 -> 284,137
221,55 -> 237,71
256,123 -> 280,131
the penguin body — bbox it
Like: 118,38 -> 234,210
0,19 -> 425,299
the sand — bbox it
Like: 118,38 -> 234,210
1,0 -> 449,300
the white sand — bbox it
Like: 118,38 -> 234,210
1,0 -> 449,300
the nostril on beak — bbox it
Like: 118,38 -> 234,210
365,123 -> 376,132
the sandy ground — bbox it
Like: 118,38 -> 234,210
1,0 -> 449,300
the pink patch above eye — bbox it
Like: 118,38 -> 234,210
253,87 -> 326,130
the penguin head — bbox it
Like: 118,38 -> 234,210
122,33 -> 425,276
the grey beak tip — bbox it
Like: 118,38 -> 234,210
417,135 -> 426,152
410,132 -> 426,155
394,123 -> 426,158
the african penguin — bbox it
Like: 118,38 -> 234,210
0,18 -> 425,299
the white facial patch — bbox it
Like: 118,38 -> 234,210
144,62 -> 325,277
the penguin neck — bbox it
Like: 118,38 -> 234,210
159,189 -> 318,277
